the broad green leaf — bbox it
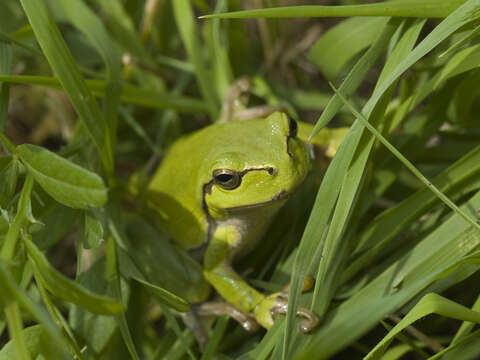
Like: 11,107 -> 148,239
17,144 -> 107,209
23,235 -> 124,315
33,204 -> 78,250
309,17 -> 389,80
120,213 -> 210,304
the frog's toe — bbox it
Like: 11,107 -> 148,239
254,292 -> 319,333
195,301 -> 260,332
270,297 -> 319,333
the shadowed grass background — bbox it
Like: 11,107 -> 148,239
1,1 -> 480,359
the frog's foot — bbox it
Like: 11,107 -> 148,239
253,276 -> 319,333
270,293 -> 319,333
195,301 -> 260,332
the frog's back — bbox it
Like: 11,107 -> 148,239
146,130 -> 212,250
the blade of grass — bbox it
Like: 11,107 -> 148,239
56,0 -> 122,156
365,293 -> 480,360
4,302 -> 30,360
200,0 -> 467,19
310,15 -> 424,338
296,189 -> 480,359
331,84 -> 480,233
200,317 -> 229,360
31,255 -> 83,359
132,277 -> 190,312
96,0 -> 152,62
0,174 -> 34,261
173,0 -> 219,120
285,2 -> 480,358
0,38 -> 12,131
207,0 -> 232,102
308,17 -> 407,139
428,329 -> 480,360
0,31 -> 42,57
106,221 -> 140,360
343,143 -> 480,283
19,0 -> 114,180
442,294 -> 480,359
23,235 -> 124,315
0,75 -> 208,113
0,261 -> 71,357
282,18 -> 406,359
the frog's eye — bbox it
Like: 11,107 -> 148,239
288,118 -> 298,138
212,169 -> 241,190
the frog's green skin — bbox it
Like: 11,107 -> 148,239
146,112 -> 310,329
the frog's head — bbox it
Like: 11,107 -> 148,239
203,112 -> 310,218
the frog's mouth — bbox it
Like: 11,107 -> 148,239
224,189 -> 288,212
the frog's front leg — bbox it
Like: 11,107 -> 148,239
203,225 -> 319,331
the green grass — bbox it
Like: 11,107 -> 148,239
1,0 -> 480,359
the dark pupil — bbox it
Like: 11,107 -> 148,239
289,118 -> 298,138
216,173 -> 233,183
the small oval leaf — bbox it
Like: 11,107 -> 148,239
17,144 -> 107,209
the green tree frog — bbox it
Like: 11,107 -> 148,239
145,111 -> 319,333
